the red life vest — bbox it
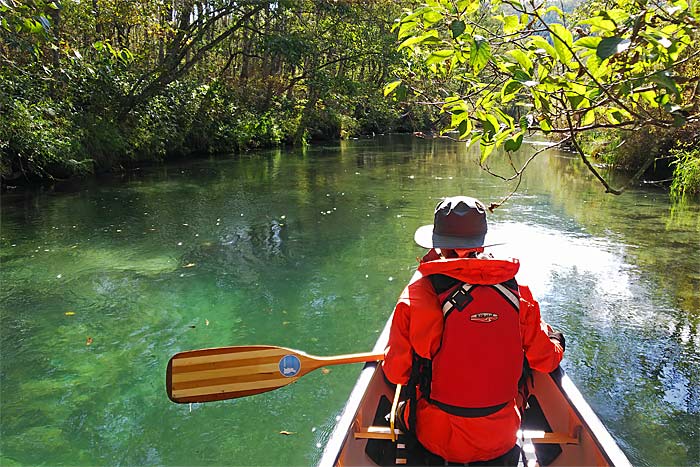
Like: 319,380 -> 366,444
428,275 -> 524,413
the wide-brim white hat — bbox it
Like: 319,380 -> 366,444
414,196 -> 497,249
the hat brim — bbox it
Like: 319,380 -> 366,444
414,224 -> 498,249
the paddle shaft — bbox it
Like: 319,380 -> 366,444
312,351 -> 386,366
167,345 -> 384,404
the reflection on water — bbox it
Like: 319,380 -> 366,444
0,135 -> 698,466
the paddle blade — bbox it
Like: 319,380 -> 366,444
166,345 -> 317,403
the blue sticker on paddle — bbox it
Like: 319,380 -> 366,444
279,355 -> 301,377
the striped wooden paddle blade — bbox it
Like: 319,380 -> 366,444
167,345 -> 319,403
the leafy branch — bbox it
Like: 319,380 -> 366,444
384,0 -> 700,199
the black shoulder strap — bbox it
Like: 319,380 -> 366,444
428,273 -> 461,295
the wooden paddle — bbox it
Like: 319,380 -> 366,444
166,345 -> 385,403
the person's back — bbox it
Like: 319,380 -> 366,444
382,196 -> 565,464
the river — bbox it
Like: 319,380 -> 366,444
1,135 -> 698,466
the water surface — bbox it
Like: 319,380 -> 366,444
1,135 -> 698,466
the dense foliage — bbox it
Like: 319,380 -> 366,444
386,0 -> 700,199
1,0 -> 422,184
2,0 -> 699,197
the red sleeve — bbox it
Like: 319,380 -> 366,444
519,285 -> 564,373
383,279 -> 443,385
383,299 -> 412,385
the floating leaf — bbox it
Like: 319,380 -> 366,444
279,431 -> 296,436
86,337 -> 93,346
65,311 -> 76,316
205,319 -> 209,326
183,263 -> 196,268
321,368 -> 331,375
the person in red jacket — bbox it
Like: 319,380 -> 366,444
383,196 -> 565,465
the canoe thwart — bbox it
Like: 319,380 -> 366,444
355,426 -> 579,444
518,429 -> 580,445
354,426 -> 404,440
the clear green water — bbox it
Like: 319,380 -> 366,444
1,135 -> 698,466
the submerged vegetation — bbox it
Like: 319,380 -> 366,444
1,0 -> 699,197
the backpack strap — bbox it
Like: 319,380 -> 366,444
431,274 -> 520,319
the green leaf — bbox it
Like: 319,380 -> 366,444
502,15 -> 521,35
452,110 -> 470,128
607,109 -> 624,124
574,36 -> 602,50
512,69 -> 532,83
519,115 -> 532,130
451,20 -> 466,39
458,0 -> 480,15
549,24 -> 574,65
384,80 -> 402,97
504,132 -> 524,152
581,109 -> 595,126
484,113 -> 500,136
423,10 -> 443,24
651,71 -> 680,98
397,21 -> 418,40
458,118 -> 473,139
568,94 -> 585,109
580,15 -> 617,33
443,97 -> 468,112
507,49 -> 532,73
470,35 -> 491,75
480,139 -> 496,162
401,7 -> 430,24
119,48 -> 133,64
640,90 -> 658,107
501,80 -> 523,101
398,30 -> 439,50
397,85 -> 407,101
544,5 -> 565,17
495,109 -> 515,129
539,117 -> 553,132
529,36 -> 557,58
602,9 -> 631,24
596,36 -> 631,59
426,49 -> 454,66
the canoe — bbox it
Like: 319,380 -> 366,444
318,317 -> 632,467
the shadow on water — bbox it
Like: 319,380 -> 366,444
0,134 -> 698,466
